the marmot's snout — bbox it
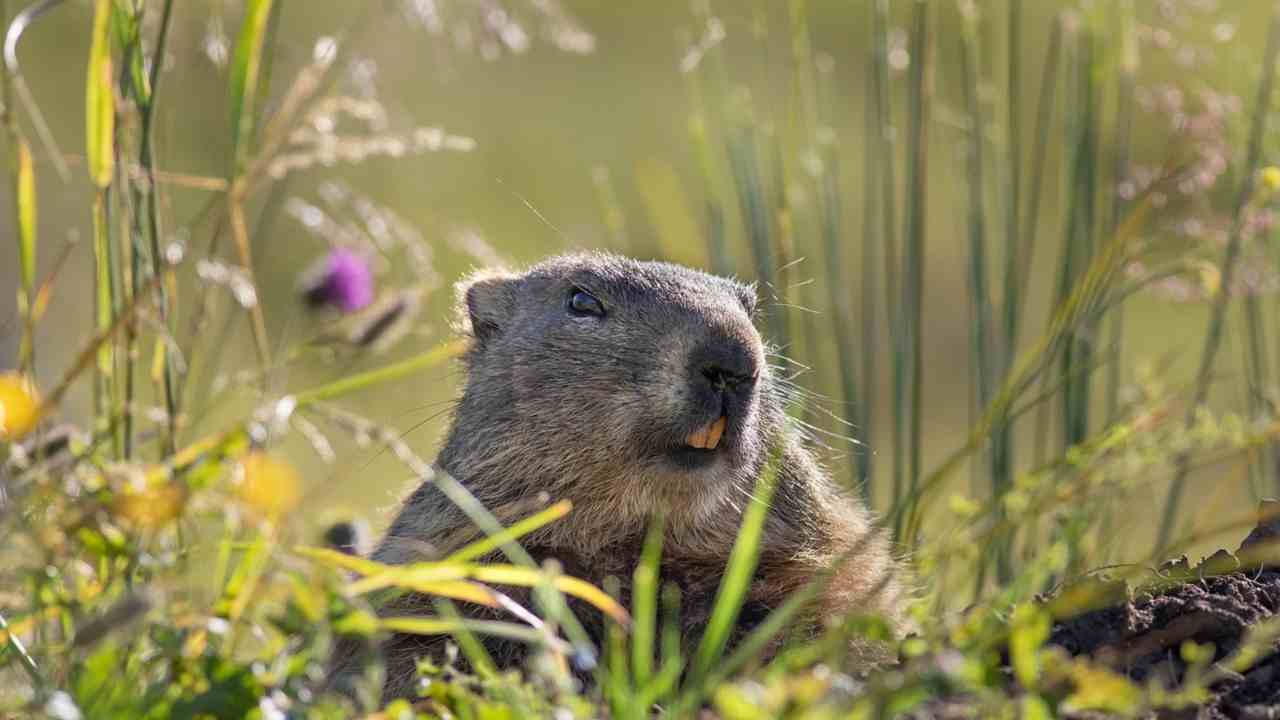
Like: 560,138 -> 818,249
678,319 -> 763,455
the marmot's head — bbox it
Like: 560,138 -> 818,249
445,253 -> 779,521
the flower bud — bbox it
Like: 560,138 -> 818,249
300,248 -> 374,313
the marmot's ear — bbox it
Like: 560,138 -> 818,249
736,282 -> 759,316
457,269 -> 519,343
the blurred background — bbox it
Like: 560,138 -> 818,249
2,0 -> 1277,559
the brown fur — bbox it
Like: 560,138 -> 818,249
330,253 -> 907,700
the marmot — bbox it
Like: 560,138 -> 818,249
335,253 -> 906,699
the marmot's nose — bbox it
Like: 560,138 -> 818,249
694,341 -> 759,396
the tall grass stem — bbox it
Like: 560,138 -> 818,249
901,0 -> 933,531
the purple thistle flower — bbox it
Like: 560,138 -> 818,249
301,248 -> 374,313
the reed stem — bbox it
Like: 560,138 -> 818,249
902,0 -> 933,520
959,0 -> 1000,581
141,0 -> 179,455
871,0 -> 905,523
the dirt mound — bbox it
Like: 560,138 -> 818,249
1046,501 -> 1280,718
1050,566 -> 1280,718
910,502 -> 1280,718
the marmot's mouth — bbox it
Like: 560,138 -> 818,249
686,416 -> 727,450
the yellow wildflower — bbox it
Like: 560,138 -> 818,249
0,372 -> 40,441
1261,166 -> 1280,193
112,475 -> 187,528
236,451 -> 302,518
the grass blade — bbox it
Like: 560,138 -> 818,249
1005,0 -> 1022,303
446,500 -> 574,564
84,0 -> 113,190
320,546 -> 630,627
657,583 -> 683,705
137,0 -> 179,455
630,514 -> 665,689
293,545 -> 394,577
958,4 -> 994,422
683,452 -> 781,702
871,0 -> 904,519
701,530 -> 885,691
1103,2 -> 1137,427
13,138 -> 35,374
291,339 -> 465,407
958,0 -> 1002,580
224,0 -> 278,369
858,40 -> 881,504
229,0 -> 274,174
603,577 -> 632,716
1061,27 -> 1099,455
362,579 -> 500,608
378,616 -> 550,647
900,0 -> 933,533
466,566 -> 630,627
85,0 -> 118,453
91,192 -> 116,450
0,610 -> 42,689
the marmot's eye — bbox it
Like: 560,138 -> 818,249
567,288 -> 605,317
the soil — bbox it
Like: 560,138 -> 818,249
1048,562 -> 1280,718
910,501 -> 1280,718
1038,500 -> 1280,718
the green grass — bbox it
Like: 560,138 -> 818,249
3,1 -> 1280,718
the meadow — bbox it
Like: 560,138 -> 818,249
4,0 -> 1280,716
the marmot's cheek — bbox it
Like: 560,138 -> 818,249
602,394 -> 665,447
645,372 -> 698,426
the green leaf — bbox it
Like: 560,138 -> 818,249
85,0 -> 114,189
228,0 -> 275,173
72,642 -> 128,713
169,656 -> 261,720
1062,660 -> 1144,717
1010,602 -> 1051,687
1020,694 -> 1054,720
